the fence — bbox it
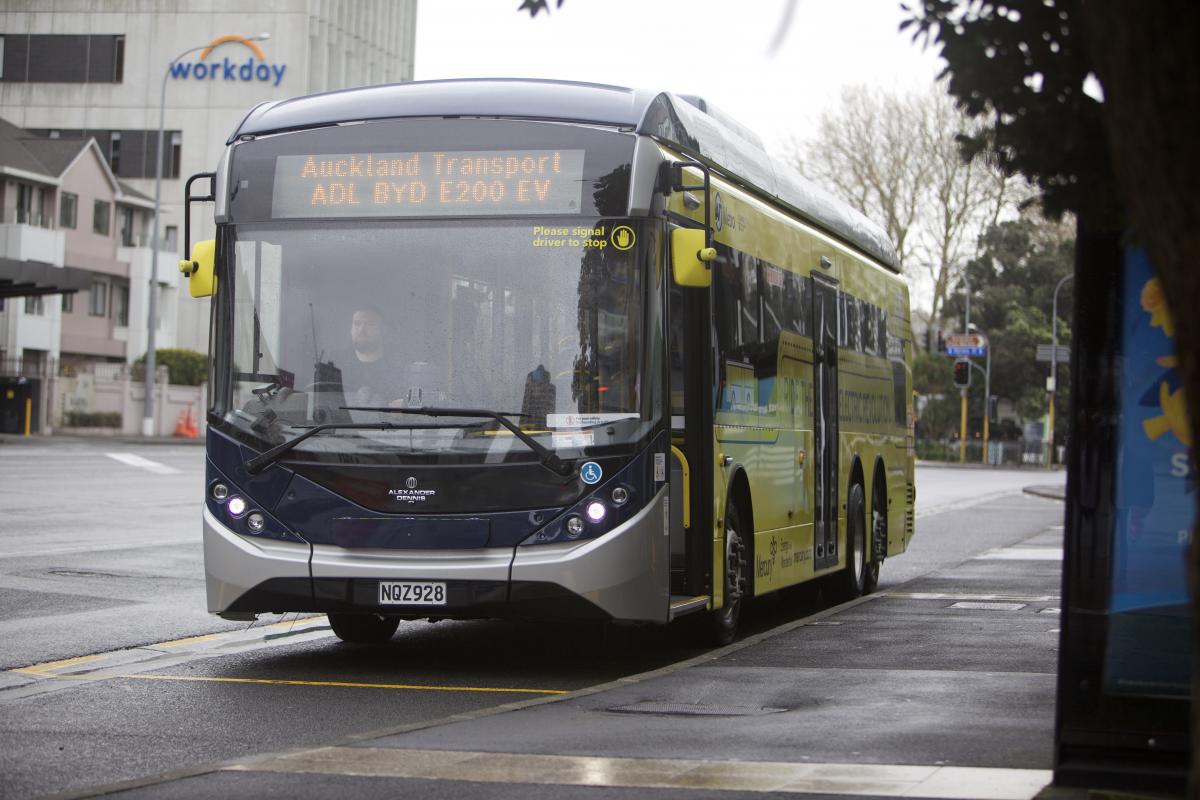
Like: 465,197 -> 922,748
917,437 -> 1055,467
0,358 -> 205,437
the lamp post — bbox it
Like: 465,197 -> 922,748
142,33 -> 271,437
968,323 -> 991,465
958,277 -> 971,464
1047,273 -> 1074,465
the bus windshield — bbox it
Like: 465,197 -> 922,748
216,218 -> 657,463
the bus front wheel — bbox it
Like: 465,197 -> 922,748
835,483 -> 870,602
329,613 -> 400,643
712,504 -> 749,646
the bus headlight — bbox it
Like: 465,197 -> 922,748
565,516 -> 585,538
585,501 -> 607,523
212,483 -> 229,501
611,487 -> 629,506
227,496 -> 247,518
246,512 -> 266,533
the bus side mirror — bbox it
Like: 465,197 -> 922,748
671,228 -> 715,288
179,239 -> 216,298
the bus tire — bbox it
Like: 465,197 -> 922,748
329,613 -> 400,643
835,483 -> 870,602
712,503 -> 749,646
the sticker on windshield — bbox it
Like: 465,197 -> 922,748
580,461 -> 603,485
553,431 -> 595,449
531,223 -> 625,250
547,413 -> 638,428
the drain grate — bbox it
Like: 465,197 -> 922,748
609,702 -> 787,717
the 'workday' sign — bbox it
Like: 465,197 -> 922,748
169,35 -> 286,87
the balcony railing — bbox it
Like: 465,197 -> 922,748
3,208 -> 55,229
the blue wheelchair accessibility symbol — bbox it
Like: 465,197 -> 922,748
580,461 -> 603,485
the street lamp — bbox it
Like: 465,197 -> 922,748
142,32 -> 271,437
958,277 -> 972,464
1047,273 -> 1074,465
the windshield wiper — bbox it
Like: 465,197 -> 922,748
343,405 -> 575,477
242,420 -> 476,475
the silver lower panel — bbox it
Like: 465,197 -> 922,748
511,486 -> 670,624
205,487 -> 672,624
203,506 -> 310,613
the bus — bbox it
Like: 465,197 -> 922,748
180,78 -> 915,645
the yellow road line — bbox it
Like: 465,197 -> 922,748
114,673 -> 568,694
12,654 -> 103,676
154,634 -> 226,648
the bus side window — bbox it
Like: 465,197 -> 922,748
669,281 -> 685,417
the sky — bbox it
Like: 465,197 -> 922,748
414,0 -> 947,155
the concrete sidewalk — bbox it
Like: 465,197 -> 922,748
85,496 -> 1065,800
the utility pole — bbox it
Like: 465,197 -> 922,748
1048,274 -> 1074,465
959,278 -> 971,464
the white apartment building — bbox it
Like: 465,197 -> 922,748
0,0 -> 418,356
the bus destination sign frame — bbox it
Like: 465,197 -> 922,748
271,149 -> 586,219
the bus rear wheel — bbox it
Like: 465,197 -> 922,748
712,504 -> 749,646
328,613 -> 400,643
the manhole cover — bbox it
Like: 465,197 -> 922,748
609,702 -> 787,717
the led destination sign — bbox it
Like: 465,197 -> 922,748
271,149 -> 586,218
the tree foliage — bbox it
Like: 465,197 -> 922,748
794,85 -> 1024,327
901,0 -> 1121,225
132,349 -> 208,386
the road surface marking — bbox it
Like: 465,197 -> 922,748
12,654 -> 103,676
949,601 -> 1027,611
973,547 -> 1063,561
153,634 -> 225,648
104,452 -> 181,475
884,592 -> 1059,603
113,674 -> 568,694
231,747 -> 1051,800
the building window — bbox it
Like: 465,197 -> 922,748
89,282 -> 107,316
24,296 -> 45,316
119,206 -> 135,246
114,285 -> 129,326
169,131 -> 182,179
164,225 -> 179,253
0,34 -> 126,83
62,293 -> 74,313
93,200 -> 110,236
60,192 -> 78,229
27,128 -> 183,179
15,182 -> 33,224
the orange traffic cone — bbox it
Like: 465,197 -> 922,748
175,406 -> 199,438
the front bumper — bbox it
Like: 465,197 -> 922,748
203,487 -> 671,623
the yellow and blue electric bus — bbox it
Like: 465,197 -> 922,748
180,79 -> 915,644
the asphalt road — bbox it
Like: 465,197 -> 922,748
0,438 -> 1065,799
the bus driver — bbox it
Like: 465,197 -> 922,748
336,305 -> 405,406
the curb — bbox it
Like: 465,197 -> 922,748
1023,485 -> 1067,501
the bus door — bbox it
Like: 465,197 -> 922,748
667,230 -> 715,607
812,275 -> 839,570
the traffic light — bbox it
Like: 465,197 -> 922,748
936,329 -> 946,353
953,359 -> 971,388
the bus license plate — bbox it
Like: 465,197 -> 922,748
378,581 -> 447,606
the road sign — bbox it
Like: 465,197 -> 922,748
945,333 -> 986,357
1036,344 -> 1070,364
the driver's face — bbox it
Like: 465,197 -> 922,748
351,309 -> 383,351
